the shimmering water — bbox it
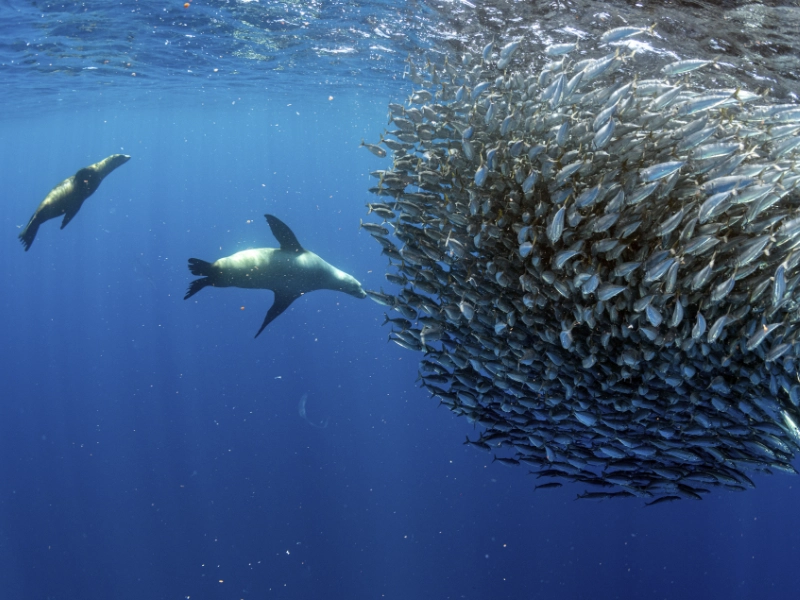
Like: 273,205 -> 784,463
3,0 -> 799,113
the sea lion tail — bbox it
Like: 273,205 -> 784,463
18,220 -> 40,251
184,258 -> 213,300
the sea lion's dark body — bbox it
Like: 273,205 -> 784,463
19,153 -> 131,251
185,214 -> 367,337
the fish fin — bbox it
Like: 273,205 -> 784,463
255,291 -> 300,337
264,214 -> 304,253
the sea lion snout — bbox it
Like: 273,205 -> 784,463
338,273 -> 367,299
110,154 -> 132,167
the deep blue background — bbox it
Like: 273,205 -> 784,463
1,91 -> 799,600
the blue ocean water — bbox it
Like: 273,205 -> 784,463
2,2 -> 800,599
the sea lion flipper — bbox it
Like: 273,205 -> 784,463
19,216 -> 40,251
61,204 -> 80,229
255,291 -> 300,337
265,214 -> 304,253
184,259 -> 213,299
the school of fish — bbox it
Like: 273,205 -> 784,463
361,25 -> 800,503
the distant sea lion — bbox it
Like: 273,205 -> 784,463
184,214 -> 367,337
19,153 -> 131,251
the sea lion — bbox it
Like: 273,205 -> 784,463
18,153 -> 131,251
184,214 -> 367,337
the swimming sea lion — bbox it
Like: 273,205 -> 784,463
19,153 -> 131,251
184,214 -> 367,337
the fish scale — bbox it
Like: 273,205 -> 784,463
363,24 -> 800,503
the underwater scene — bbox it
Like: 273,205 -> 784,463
3,1 -> 800,598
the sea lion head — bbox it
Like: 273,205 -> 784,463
108,154 -> 132,168
92,154 -> 132,179
333,269 -> 367,299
